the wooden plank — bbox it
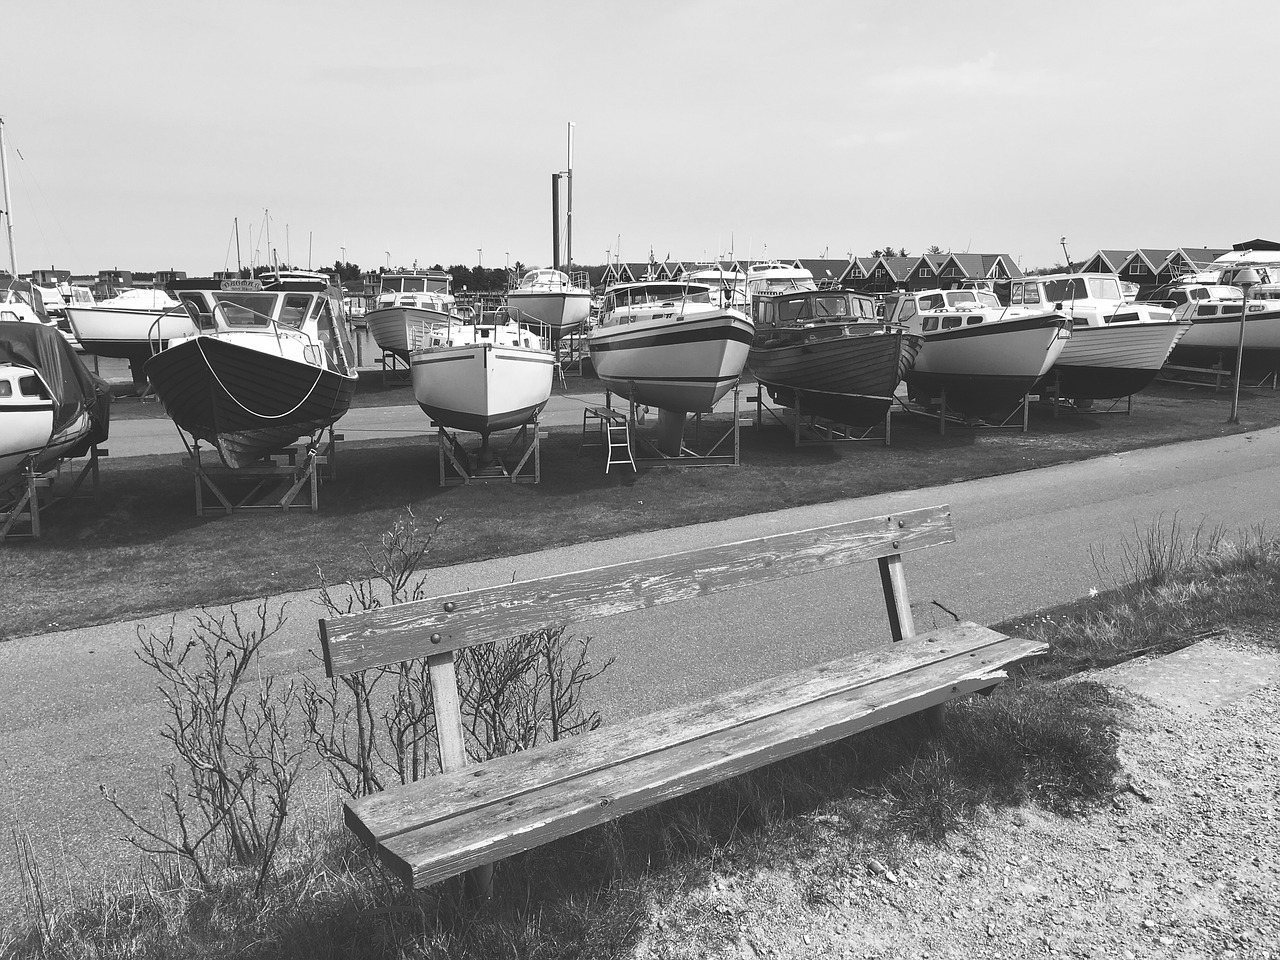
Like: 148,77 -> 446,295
878,553 -> 915,642
377,662 -> 1010,888
321,504 -> 956,676
346,624 -> 1041,847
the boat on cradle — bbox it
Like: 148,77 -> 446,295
410,310 -> 555,445
588,280 -> 754,414
143,271 -> 358,468
745,260 -> 818,304
0,320 -> 111,495
748,288 -> 922,427
504,268 -> 592,341
1148,276 -> 1280,370
1003,273 -> 1190,400
683,263 -> 749,311
365,268 -> 456,359
65,289 -> 194,378
884,288 -> 1070,418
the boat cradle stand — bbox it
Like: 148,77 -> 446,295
897,386 -> 1031,437
629,383 -> 742,469
435,417 -> 544,486
0,445 -> 108,541
1037,372 -> 1133,418
750,389 -> 891,447
183,429 -> 341,517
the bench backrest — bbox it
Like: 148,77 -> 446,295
319,503 -> 954,677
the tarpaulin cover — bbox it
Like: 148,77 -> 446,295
0,321 -> 111,454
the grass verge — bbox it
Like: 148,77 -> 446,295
4,518 -> 1278,959
4,378 -> 1279,640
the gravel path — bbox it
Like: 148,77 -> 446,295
637,637 -> 1280,959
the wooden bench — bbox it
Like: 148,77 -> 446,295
318,503 -> 1046,895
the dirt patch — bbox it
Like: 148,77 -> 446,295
637,638 -> 1280,959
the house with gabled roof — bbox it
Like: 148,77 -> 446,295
1078,250 -> 1133,274
838,257 -> 876,287
797,259 -> 854,288
1160,247 -> 1230,281
600,261 -> 635,287
1117,249 -> 1174,292
855,255 -> 917,294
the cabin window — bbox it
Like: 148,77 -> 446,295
923,316 -> 939,332
19,374 -> 47,398
1010,285 -> 1023,304
214,292 -> 275,327
941,316 -> 961,329
280,294 -> 310,328
1197,305 -> 1218,317
778,299 -> 811,322
966,316 -> 983,325
814,296 -> 849,319
180,293 -> 216,331
1165,290 -> 1188,305
1022,285 -> 1042,305
0,380 -> 10,397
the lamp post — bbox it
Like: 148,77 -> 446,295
1229,267 -> 1260,424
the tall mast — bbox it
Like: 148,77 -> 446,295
565,121 -> 574,270
234,217 -> 242,273
1,118 -> 17,276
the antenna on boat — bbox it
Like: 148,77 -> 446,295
1,117 -> 18,276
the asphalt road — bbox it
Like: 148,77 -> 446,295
3,415 -> 1279,910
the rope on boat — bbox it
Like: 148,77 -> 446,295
195,335 -> 329,421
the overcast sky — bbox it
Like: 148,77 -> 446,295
3,0 -> 1276,277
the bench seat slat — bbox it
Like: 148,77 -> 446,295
372,643 -> 1040,888
321,504 -> 955,675
346,623 -> 1019,843
347,630 -> 1046,887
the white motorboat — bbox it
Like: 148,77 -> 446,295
1,321 -> 110,495
65,288 -> 194,361
1004,273 -> 1190,399
410,313 -> 554,439
365,269 -> 456,359
683,263 -> 749,311
1148,280 -> 1280,367
587,280 -> 754,414
505,268 -> 592,341
746,260 -> 817,303
143,272 -> 358,468
885,288 -> 1070,416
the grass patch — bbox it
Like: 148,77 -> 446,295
6,515 -> 1276,958
5,378 -> 1279,640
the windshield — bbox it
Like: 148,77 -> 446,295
213,292 -> 277,327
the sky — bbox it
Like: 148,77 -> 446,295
3,0 -> 1278,278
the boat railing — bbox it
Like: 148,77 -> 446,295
147,303 -> 194,357
493,303 -> 553,344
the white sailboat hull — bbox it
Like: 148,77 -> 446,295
587,307 -> 754,413
366,305 -> 454,358
411,340 -> 554,435
506,289 -> 592,336
65,305 -> 196,359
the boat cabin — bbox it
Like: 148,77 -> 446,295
170,277 -> 355,374
600,282 -> 716,314
746,261 -> 818,298
376,270 -> 454,312
884,289 -> 1004,333
1009,274 -> 1125,310
0,277 -> 52,325
753,290 -> 878,328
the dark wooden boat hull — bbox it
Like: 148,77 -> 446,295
748,328 -> 921,426
144,337 -> 357,468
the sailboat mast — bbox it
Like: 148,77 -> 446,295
235,217 -> 242,273
565,121 -> 574,270
0,118 -> 17,276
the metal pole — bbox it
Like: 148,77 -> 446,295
565,121 -> 574,270
1,118 -> 17,276
551,172 -> 561,270
1229,283 -> 1252,424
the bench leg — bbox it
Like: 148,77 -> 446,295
464,863 -> 494,902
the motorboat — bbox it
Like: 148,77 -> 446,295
1148,280 -> 1280,369
410,310 -> 555,441
0,321 -> 110,496
748,288 -> 922,426
683,263 -> 749,311
65,288 -> 194,383
365,268 -> 456,359
0,275 -> 58,330
143,271 -> 358,468
1004,273 -> 1190,399
884,288 -> 1070,417
587,280 -> 754,414
504,268 -> 592,341
746,261 -> 817,303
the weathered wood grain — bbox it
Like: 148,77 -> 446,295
347,622 -> 1025,843
321,504 -> 955,676
378,661 -> 1020,888
346,630 -> 1047,887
